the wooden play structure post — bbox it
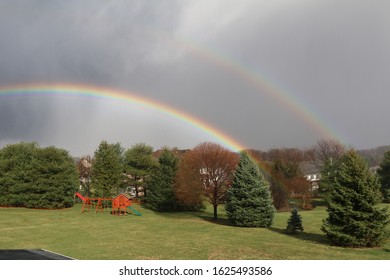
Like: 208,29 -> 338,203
75,193 -> 112,213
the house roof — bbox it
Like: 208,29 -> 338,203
299,161 -> 320,175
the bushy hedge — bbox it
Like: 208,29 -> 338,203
0,142 -> 78,208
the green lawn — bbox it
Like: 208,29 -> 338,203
0,204 -> 389,260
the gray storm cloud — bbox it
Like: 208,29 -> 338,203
0,0 -> 389,155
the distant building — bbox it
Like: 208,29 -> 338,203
300,162 -> 321,191
304,173 -> 321,190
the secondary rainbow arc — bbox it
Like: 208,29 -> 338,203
159,33 -> 343,143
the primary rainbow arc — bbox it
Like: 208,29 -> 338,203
0,83 -> 246,152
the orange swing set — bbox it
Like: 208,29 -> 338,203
75,192 -> 112,213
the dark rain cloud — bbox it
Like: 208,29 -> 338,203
0,0 -> 389,155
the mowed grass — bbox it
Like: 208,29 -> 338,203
0,204 -> 389,260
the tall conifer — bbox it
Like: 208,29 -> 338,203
92,141 -> 124,197
226,152 -> 275,227
322,151 -> 389,247
147,149 -> 180,211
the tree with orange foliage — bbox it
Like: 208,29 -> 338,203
175,142 -> 239,220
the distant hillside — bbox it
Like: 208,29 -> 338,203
247,145 -> 390,169
358,145 -> 390,167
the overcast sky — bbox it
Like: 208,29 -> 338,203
0,0 -> 389,156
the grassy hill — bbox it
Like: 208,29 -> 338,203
0,204 -> 389,260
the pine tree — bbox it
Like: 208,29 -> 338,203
92,141 -> 124,197
123,143 -> 156,199
286,208 -> 304,234
378,150 -> 390,203
226,152 -> 275,227
321,150 -> 389,247
147,149 -> 181,211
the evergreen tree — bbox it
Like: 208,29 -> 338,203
32,146 -> 79,208
147,148 -> 181,211
0,142 -> 78,208
286,208 -> 304,234
318,157 -> 337,196
123,143 -> 156,199
92,141 -> 124,197
0,142 -> 38,207
226,152 -> 275,227
322,150 -> 389,247
378,150 -> 390,203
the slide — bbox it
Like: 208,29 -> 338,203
75,192 -> 87,202
127,206 -> 142,216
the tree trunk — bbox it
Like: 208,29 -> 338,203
213,204 -> 218,220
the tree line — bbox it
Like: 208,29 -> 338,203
0,139 -> 389,247
78,139 -> 389,248
75,141 -> 275,223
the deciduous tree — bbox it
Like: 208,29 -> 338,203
175,142 -> 239,219
272,156 -> 312,209
174,152 -> 205,211
261,162 -> 289,210
307,139 -> 347,171
76,155 -> 93,196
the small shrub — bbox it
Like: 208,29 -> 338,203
286,207 -> 304,234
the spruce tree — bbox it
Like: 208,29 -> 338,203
92,141 -> 124,197
123,143 -> 156,199
286,208 -> 304,234
378,150 -> 390,203
226,152 -> 275,227
147,149 -> 180,211
321,150 -> 389,247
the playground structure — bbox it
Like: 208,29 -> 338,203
111,193 -> 142,216
74,192 -> 142,216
